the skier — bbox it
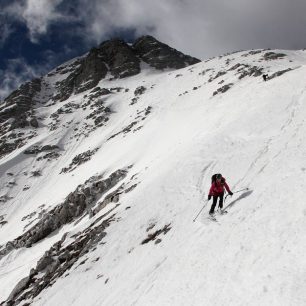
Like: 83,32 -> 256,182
208,174 -> 233,215
262,74 -> 268,81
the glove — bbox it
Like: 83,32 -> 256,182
208,195 -> 212,200
228,191 -> 233,196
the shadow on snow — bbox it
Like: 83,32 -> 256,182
223,190 -> 253,211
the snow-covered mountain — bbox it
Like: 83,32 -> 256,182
1,36 -> 306,306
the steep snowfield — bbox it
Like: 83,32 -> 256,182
1,49 -> 306,305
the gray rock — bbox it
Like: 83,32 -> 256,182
213,83 -> 234,96
208,71 -> 227,82
0,78 -> 41,125
267,68 -> 293,80
1,168 -> 128,260
24,145 -> 59,155
54,36 -> 200,102
0,79 -> 42,158
36,253 -> 54,272
60,148 -> 99,173
55,39 -> 140,100
133,35 -> 200,70
30,118 -> 39,128
238,66 -> 263,79
263,52 -> 286,60
134,86 -> 146,96
7,275 -> 30,301
98,39 -> 140,78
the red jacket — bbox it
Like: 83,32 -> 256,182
209,178 -> 231,196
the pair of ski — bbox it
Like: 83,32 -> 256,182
208,209 -> 227,222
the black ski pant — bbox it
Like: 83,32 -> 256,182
209,193 -> 224,214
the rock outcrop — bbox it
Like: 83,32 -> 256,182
0,168 -> 128,259
0,36 -> 200,160
54,36 -> 200,100
133,35 -> 200,70
0,78 -> 41,127
3,213 -> 115,306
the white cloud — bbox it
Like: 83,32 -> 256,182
23,0 -> 65,41
1,0 -> 306,101
0,58 -> 48,101
3,0 -> 306,57
4,0 -> 71,43
0,24 -> 12,47
74,0 -> 306,59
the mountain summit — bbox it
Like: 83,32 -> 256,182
0,36 -> 199,159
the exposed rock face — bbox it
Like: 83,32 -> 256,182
54,36 -> 200,101
0,168 -> 128,259
62,48 -> 108,98
1,36 -> 200,119
133,35 -> 200,69
24,145 -> 60,155
99,39 -> 141,78
54,39 -> 141,101
263,52 -> 286,61
267,68 -> 293,80
213,83 -> 234,96
0,36 -> 200,159
60,148 -> 99,173
3,214 -> 114,306
0,36 -> 200,117
141,223 -> 172,245
0,79 -> 42,158
134,86 -> 147,96
0,78 -> 41,126
7,276 -> 31,302
238,65 -> 263,79
208,70 -> 227,82
228,63 -> 263,79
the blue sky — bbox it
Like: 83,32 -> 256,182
1,0 -> 306,100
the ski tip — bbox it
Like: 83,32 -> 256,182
208,215 -> 217,221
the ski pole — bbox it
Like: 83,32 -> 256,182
193,201 -> 208,222
233,188 -> 249,194
225,187 -> 249,201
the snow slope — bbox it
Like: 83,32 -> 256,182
1,49 -> 306,305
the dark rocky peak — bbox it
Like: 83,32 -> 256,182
0,78 -> 41,128
48,57 -> 83,77
98,38 -> 141,78
53,48 -> 109,101
55,36 -> 200,101
0,78 -> 42,159
74,38 -> 141,89
54,39 -> 141,101
133,35 -> 201,69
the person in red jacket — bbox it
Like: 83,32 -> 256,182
208,173 -> 233,214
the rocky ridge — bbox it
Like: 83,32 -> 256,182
0,36 -> 200,160
0,168 -> 129,260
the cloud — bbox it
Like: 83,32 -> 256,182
3,0 -> 73,43
0,22 -> 13,47
3,0 -> 306,57
0,57 -> 51,101
23,0 -> 66,42
61,0 -> 306,58
1,0 -> 306,101
0,44 -> 84,101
